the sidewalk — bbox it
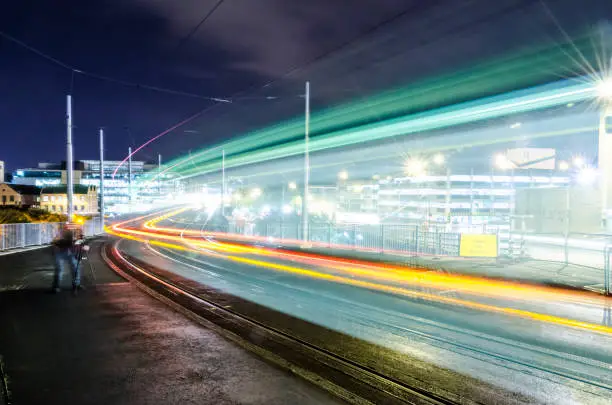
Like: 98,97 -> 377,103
0,240 -> 342,405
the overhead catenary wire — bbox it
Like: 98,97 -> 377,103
0,29 -> 232,103
171,0 -> 225,57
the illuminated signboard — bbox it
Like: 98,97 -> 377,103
459,234 -> 498,258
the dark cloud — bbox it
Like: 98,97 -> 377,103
1,0 -> 612,172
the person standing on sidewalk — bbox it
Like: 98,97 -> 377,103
51,226 -> 84,294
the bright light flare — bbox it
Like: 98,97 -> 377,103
404,158 -> 427,177
338,170 -> 348,181
432,153 -> 445,165
494,154 -> 513,170
250,188 -> 262,198
578,166 -> 598,185
597,78 -> 612,100
260,204 -> 271,215
558,161 -> 569,171
573,156 -> 585,168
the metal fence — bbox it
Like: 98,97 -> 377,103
0,217 -> 104,252
231,221 -> 465,256
189,218 -> 612,294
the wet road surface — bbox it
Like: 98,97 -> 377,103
115,231 -> 612,405
0,242 -> 344,405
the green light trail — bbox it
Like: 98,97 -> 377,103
166,81 -> 596,181
141,35 -> 605,182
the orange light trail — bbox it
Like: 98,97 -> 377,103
107,225 -> 612,335
134,210 -> 612,309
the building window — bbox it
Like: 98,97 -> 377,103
51,205 -> 56,211
9,195 -> 14,202
80,195 -> 85,201
51,196 -> 56,202
59,206 -> 64,212
75,206 -> 79,211
81,205 -> 85,211
43,196 -> 49,202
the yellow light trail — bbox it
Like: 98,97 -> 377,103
108,225 -> 612,335
140,212 -> 612,308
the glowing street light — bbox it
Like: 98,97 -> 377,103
288,181 -> 297,190
572,156 -> 585,168
578,167 -> 597,186
250,188 -> 262,198
432,153 -> 445,165
404,158 -> 427,177
338,170 -> 348,181
558,161 -> 569,171
597,78 -> 612,101
494,154 -> 513,170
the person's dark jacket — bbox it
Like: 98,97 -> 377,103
53,230 -> 75,251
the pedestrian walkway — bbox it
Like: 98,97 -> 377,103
0,240 -> 342,405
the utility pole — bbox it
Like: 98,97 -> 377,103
128,146 -> 133,207
222,149 -> 226,216
158,154 -> 162,196
302,81 -> 310,243
66,95 -> 74,221
99,128 -> 105,231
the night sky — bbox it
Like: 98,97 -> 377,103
1,0 -> 611,172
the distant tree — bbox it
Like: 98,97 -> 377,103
0,208 -> 67,224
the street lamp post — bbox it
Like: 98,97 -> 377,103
222,149 -> 226,216
302,81 -> 310,243
66,95 -> 74,221
127,146 -> 134,210
598,68 -> 612,231
99,128 -> 105,231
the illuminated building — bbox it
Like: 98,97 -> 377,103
377,172 -> 570,229
0,184 -> 40,208
12,159 -> 156,212
39,185 -> 98,215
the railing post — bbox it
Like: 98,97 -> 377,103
605,247 -> 611,296
21,223 -> 26,247
380,224 -> 385,254
564,232 -> 569,266
352,224 -> 357,250
38,223 -> 42,245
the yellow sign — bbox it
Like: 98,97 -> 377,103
459,234 -> 498,258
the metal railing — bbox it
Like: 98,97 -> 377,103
183,217 -> 612,294
228,221 -> 464,257
0,217 -> 104,252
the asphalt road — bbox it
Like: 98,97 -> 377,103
115,231 -> 612,405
